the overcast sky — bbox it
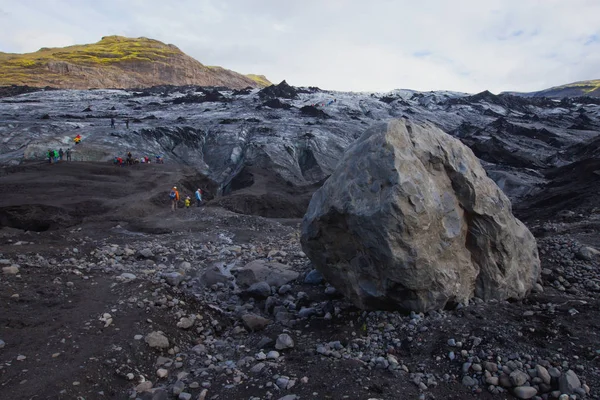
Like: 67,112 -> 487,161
1,0 -> 599,93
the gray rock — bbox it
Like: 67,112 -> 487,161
0,339 -> 5,349
176,317 -> 195,329
234,260 -> 299,288
558,369 -> 581,394
304,269 -> 324,284
145,331 -> 170,349
120,273 -> 136,280
462,375 -> 477,387
178,393 -> 192,400
163,272 -> 185,287
241,313 -> 272,331
139,248 -> 154,258
172,380 -> 185,395
267,350 -> 280,360
244,281 -> 272,299
576,246 -> 599,261
513,386 -> 537,399
250,362 -> 266,374
2,266 -> 19,275
278,396 -> 298,400
276,376 -> 290,389
275,333 -> 294,350
510,370 -> 529,387
535,365 -> 551,385
298,307 -> 317,318
201,266 -> 230,286
300,119 -> 541,312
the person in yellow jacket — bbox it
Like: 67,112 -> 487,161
184,195 -> 191,208
169,186 -> 180,211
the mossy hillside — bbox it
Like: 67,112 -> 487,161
0,36 -> 271,88
544,79 -> 600,95
246,74 -> 271,87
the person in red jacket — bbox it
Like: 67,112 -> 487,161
169,186 -> 180,211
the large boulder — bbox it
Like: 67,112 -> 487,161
301,120 -> 540,312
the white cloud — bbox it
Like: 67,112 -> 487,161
0,0 -> 599,93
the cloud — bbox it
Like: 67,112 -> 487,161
0,0 -> 599,93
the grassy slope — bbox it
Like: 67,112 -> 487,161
0,36 -> 271,87
538,79 -> 600,97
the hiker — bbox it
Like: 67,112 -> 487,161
125,118 -> 129,129
126,152 -> 133,166
184,195 -> 191,208
169,186 -> 180,211
47,149 -> 53,164
66,148 -> 72,161
144,156 -> 150,163
53,149 -> 59,163
111,117 -> 115,129
59,148 -> 64,161
195,188 -> 203,207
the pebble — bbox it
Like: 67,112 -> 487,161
275,333 -> 294,350
513,386 -> 537,399
267,350 -> 280,360
178,393 -> 192,400
0,339 -> 5,349
157,368 -> 168,378
16,355 -> 26,361
198,389 -> 208,400
145,331 -> 169,348
2,266 -> 19,275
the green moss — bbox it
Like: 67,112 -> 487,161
246,74 -> 272,87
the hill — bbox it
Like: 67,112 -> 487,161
504,79 -> 600,98
0,35 -> 271,89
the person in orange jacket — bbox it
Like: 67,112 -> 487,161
169,186 -> 180,211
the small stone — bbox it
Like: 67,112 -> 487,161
126,373 -> 135,380
145,331 -> 170,349
120,273 -> 136,280
244,281 -> 272,299
16,355 -> 26,361
157,368 -> 168,378
510,370 -> 529,387
304,269 -> 324,284
241,313 -> 272,331
535,365 -> 551,385
163,272 -> 184,287
462,375 -> 477,387
139,248 -> 154,258
2,266 -> 19,275
513,386 -> 537,399
250,362 -> 266,374
172,380 -> 185,395
198,389 -> 208,400
176,317 -> 195,329
0,339 -> 5,349
267,350 -> 280,360
178,393 -> 192,400
135,381 -> 153,392
275,333 -> 294,350
134,335 -> 143,340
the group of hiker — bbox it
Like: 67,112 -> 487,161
47,148 -> 72,164
114,152 -> 164,166
169,186 -> 203,211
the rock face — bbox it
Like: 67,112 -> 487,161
301,119 -> 541,312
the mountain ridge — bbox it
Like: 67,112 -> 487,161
0,35 -> 271,90
503,79 -> 600,98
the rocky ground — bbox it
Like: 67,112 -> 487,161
1,161 -> 599,400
